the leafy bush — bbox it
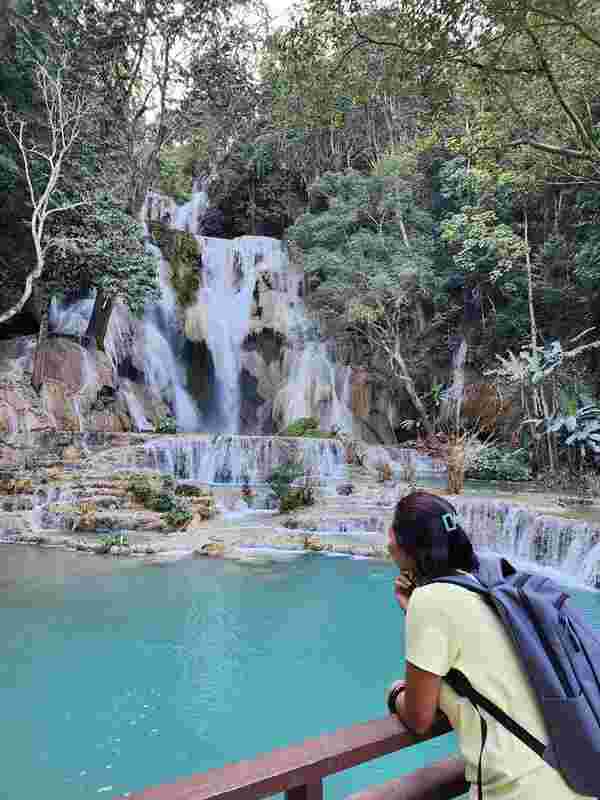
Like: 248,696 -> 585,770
99,533 -> 129,553
280,487 -> 314,513
280,417 -> 320,436
151,491 -> 178,513
266,462 -> 304,500
465,447 -> 531,481
266,462 -> 315,513
164,497 -> 193,529
155,415 -> 177,434
128,474 -> 155,505
128,474 -> 181,516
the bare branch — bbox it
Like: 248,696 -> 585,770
508,139 -> 594,160
0,55 -> 88,325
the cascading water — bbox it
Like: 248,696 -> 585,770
49,295 -> 95,337
172,185 -> 354,434
272,314 -> 354,433
449,497 -> 600,588
192,237 -> 261,432
144,434 -> 347,484
135,241 -> 202,432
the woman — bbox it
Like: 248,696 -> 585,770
380,490 -> 592,800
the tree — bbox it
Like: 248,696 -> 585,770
1,55 -> 88,326
346,297 -> 435,435
288,169 -> 437,433
288,1 -> 600,186
45,194 -> 160,351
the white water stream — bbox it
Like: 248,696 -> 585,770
144,434 -> 347,484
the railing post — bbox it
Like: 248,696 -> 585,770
286,780 -> 324,800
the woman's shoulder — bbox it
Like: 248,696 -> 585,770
411,574 -> 479,609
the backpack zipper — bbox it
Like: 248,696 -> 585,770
518,588 -> 575,697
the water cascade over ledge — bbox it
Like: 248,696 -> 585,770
144,434 -> 348,484
449,497 -> 600,588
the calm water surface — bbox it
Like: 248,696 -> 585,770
2,546 -> 600,800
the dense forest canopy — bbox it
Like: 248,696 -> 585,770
2,0 -> 600,474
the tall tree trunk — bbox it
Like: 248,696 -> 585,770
0,0 -> 16,59
524,208 -> 537,351
84,290 -> 113,352
392,338 -> 434,436
447,433 -> 466,494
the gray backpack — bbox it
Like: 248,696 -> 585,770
429,556 -> 600,799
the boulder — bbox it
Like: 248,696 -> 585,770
197,541 -> 226,557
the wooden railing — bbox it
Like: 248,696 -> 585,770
123,714 -> 468,800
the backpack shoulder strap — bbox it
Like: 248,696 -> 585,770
445,669 -> 546,759
428,572 -> 549,768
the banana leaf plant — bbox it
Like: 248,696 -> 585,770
543,404 -> 600,455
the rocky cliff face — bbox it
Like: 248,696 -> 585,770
0,334 -> 169,438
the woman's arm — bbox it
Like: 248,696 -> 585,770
392,662 -> 442,735
391,579 -> 443,735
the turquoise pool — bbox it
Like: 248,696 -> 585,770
2,546 -> 599,799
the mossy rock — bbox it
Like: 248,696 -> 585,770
149,225 -> 200,306
279,417 -> 332,438
280,488 -> 310,513
176,482 -> 212,497
170,233 -> 201,307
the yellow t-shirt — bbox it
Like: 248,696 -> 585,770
405,579 -> 592,798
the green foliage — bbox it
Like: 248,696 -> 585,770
155,415 -> 177,434
47,194 -> 160,316
279,417 -> 335,437
266,462 -> 304,501
240,141 -> 275,179
436,158 -> 483,214
159,152 -> 192,205
169,233 -> 200,307
98,533 -> 129,553
266,462 -> 315,513
164,497 -> 194,529
151,490 -> 178,513
280,417 -> 317,436
465,447 -> 531,481
441,207 -> 528,282
288,171 -> 435,296
0,145 -> 20,193
280,487 -> 314,513
128,474 -> 155,505
128,472 -> 190,526
574,191 -> 600,290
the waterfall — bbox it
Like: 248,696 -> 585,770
450,497 -> 600,588
122,385 -> 152,432
144,434 -> 347,484
44,186 -> 355,434
134,235 -> 202,432
273,329 -> 352,433
49,295 -> 95,336
174,185 -> 354,434
193,237 -> 264,432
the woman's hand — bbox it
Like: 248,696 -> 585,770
394,571 -> 416,612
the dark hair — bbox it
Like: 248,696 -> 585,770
391,491 -> 479,581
